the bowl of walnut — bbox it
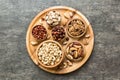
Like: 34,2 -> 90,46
36,40 -> 64,68
66,18 -> 87,39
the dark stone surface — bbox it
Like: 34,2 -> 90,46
0,0 -> 120,80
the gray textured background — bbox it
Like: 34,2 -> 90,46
0,0 -> 120,80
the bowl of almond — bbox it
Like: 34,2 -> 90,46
36,40 -> 64,68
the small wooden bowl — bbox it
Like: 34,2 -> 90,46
51,26 -> 66,42
65,41 -> 85,62
66,18 -> 87,39
36,40 -> 64,68
32,25 -> 48,42
45,10 -> 61,27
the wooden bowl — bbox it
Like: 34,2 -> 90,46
65,41 -> 85,62
31,25 -> 48,42
36,40 -> 64,68
51,26 -> 66,42
66,18 -> 87,39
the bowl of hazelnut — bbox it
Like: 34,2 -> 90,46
65,42 -> 85,61
36,40 -> 64,68
32,25 -> 47,41
66,19 -> 87,39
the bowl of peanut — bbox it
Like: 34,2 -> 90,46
36,40 -> 64,68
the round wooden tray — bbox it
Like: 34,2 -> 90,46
26,6 -> 94,74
